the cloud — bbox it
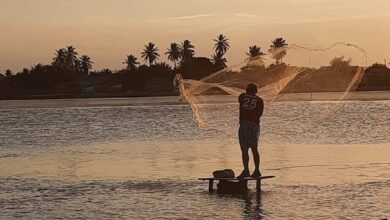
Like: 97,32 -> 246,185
153,13 -> 216,22
234,13 -> 257,18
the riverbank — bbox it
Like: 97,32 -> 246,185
0,91 -> 179,101
1,91 -> 390,109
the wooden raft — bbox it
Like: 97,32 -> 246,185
198,176 -> 275,193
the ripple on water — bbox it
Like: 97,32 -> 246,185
0,99 -> 390,219
1,177 -> 390,219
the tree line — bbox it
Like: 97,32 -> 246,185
1,35 -> 290,78
1,34 -> 389,97
0,35 -> 290,94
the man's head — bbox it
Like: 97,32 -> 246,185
246,83 -> 258,95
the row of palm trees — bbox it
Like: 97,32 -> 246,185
3,36 -> 288,78
123,35 -> 288,72
52,46 -> 93,74
124,39 -> 198,71
246,38 -> 288,64
2,46 -> 94,80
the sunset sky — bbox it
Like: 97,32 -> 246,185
1,0 -> 390,72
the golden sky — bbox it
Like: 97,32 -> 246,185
1,0 -> 390,71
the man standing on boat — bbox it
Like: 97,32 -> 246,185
237,83 -> 264,179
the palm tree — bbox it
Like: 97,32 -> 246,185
21,68 -> 29,76
180,40 -> 195,62
52,48 -> 66,68
5,69 -> 12,79
123,54 -> 139,71
246,45 -> 264,58
64,46 -> 79,70
213,34 -> 230,56
100,68 -> 113,76
31,63 -> 44,73
268,38 -> 288,64
80,55 -> 93,74
141,42 -> 160,66
211,52 -> 227,70
165,43 -> 181,68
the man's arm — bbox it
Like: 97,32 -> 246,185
238,93 -> 244,105
258,98 -> 264,117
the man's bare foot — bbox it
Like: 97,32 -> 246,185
250,170 -> 262,178
237,170 -> 250,179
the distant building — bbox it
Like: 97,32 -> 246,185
83,86 -> 96,94
145,77 -> 173,92
110,84 -> 123,92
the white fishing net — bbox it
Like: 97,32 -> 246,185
175,42 -> 371,144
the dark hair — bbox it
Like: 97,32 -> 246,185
246,83 -> 258,95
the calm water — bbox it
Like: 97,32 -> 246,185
0,97 -> 390,219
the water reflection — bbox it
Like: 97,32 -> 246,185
242,193 -> 264,220
211,192 -> 264,220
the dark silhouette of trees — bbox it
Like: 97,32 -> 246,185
177,39 -> 219,79
5,69 -> 12,79
80,55 -> 93,74
126,61 -> 175,91
213,34 -> 230,56
64,46 -> 79,70
90,68 -> 113,77
52,48 -> 66,69
141,42 -> 160,66
165,43 -> 181,68
180,40 -> 195,62
21,68 -> 30,76
53,46 -> 93,74
246,45 -> 264,58
31,63 -> 44,73
3,36 -> 390,99
269,38 -> 288,64
212,34 -> 229,71
123,54 -> 139,71
154,62 -> 172,70
211,52 -> 227,70
100,68 -> 113,76
27,63 -> 63,89
136,62 -> 172,77
181,57 -> 214,80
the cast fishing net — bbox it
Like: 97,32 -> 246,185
175,42 -> 372,144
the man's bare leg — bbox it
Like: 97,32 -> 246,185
242,148 -> 250,171
237,148 -> 250,179
251,147 -> 260,171
251,147 -> 261,177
